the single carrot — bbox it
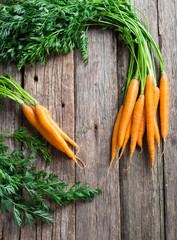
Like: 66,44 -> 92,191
145,75 -> 155,167
49,117 -> 79,149
160,72 -> 169,140
111,105 -> 124,162
130,94 -> 144,158
34,103 -> 85,168
153,87 -> 160,116
154,117 -> 160,150
137,107 -> 146,150
118,79 -> 139,148
100,105 -> 124,187
41,105 -> 50,116
119,114 -> 132,159
153,86 -> 160,150
40,104 -> 79,148
22,103 -> 64,152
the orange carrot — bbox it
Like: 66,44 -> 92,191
41,105 -> 50,116
22,103 -> 64,152
130,94 -> 144,158
40,104 -> 79,148
153,86 -> 160,150
160,72 -> 169,140
153,87 -> 160,116
145,75 -> 155,167
137,107 -> 146,150
48,116 -> 79,149
119,114 -> 132,159
154,117 -> 160,150
118,79 -> 139,148
111,105 -> 124,162
34,103 -> 84,167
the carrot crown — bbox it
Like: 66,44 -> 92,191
0,85 -> 24,105
0,74 -> 37,106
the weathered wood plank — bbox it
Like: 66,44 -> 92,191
0,1 -> 176,239
75,29 -> 121,240
158,0 -> 177,239
0,65 -> 22,240
119,1 -> 165,239
20,53 -> 75,240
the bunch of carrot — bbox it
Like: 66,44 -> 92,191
0,74 -> 85,168
111,43 -> 169,171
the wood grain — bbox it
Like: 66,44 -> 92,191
20,52 -> 75,240
75,29 -> 121,240
0,1 -> 176,239
0,64 -> 22,240
158,0 -> 177,239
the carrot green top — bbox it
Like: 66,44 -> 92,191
0,75 -> 37,106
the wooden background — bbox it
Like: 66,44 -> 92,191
0,0 -> 176,239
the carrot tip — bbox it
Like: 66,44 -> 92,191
151,166 -> 155,185
130,155 -> 132,165
76,147 -> 80,156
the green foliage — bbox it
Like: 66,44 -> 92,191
0,0 -> 98,69
0,0 -> 164,72
0,96 -> 3,111
0,127 -> 51,165
0,0 -> 145,70
13,127 -> 51,165
0,132 -> 102,227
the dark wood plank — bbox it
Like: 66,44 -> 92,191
0,64 -> 22,240
119,1 -> 165,239
75,29 -> 121,240
20,53 -> 75,240
158,0 -> 177,239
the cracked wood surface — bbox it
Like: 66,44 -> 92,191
0,1 -> 176,239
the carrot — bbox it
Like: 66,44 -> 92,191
153,87 -> 160,116
40,104 -> 79,148
153,86 -> 160,150
119,114 -> 132,159
99,105 -> 124,187
49,117 -> 79,149
154,117 -> 160,150
130,94 -> 144,158
22,103 -> 64,152
41,105 -> 50,116
160,72 -> 169,140
34,103 -> 85,168
145,75 -> 155,167
137,107 -> 146,150
118,79 -> 139,148
111,105 -> 124,162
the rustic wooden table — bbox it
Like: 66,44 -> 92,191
0,0 -> 176,239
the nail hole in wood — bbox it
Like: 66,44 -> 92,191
34,75 -> 38,82
62,103 -> 65,108
94,124 -> 98,130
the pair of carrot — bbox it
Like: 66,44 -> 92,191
22,103 -> 85,168
0,75 -> 85,168
111,78 -> 139,163
111,73 -> 169,169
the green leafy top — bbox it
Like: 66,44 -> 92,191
0,0 -> 164,72
0,129 -> 102,227
0,127 -> 51,165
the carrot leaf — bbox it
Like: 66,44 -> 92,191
0,132 -> 102,227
